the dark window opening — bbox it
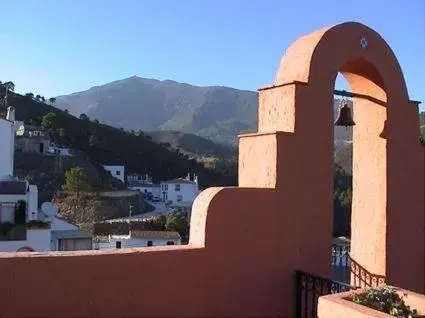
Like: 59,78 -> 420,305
167,241 -> 175,245
116,241 -> 121,249
147,240 -> 153,247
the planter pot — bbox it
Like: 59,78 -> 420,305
318,287 -> 425,318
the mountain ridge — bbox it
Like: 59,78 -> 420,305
55,76 -> 258,144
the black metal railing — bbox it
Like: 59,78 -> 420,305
295,270 -> 357,318
350,256 -> 386,288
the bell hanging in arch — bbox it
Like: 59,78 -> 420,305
335,103 -> 355,127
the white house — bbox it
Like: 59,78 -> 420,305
94,230 -> 181,250
127,173 -> 152,183
0,107 -> 52,252
46,143 -> 72,157
103,165 -> 125,183
160,174 -> 200,204
128,183 -> 161,199
50,216 -> 92,251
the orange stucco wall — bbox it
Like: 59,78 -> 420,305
0,22 -> 423,317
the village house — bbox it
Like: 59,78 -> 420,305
0,107 -> 51,251
94,230 -> 181,249
160,173 -> 199,204
46,142 -> 72,157
127,173 -> 161,199
37,203 -> 93,251
15,123 -> 51,154
102,164 -> 125,183
127,173 -> 152,183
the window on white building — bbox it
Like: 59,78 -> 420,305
167,241 -> 175,245
175,184 -> 180,191
147,240 -> 153,247
177,195 -> 183,202
116,171 -> 121,176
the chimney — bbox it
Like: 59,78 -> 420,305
6,106 -> 15,122
186,173 -> 191,181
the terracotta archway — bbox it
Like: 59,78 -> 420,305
193,22 -> 424,293
269,22 -> 424,291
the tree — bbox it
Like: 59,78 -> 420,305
64,109 -> 69,114
25,92 -> 34,99
2,81 -> 15,92
40,96 -> 46,103
63,167 -> 91,193
1,81 -> 15,107
165,212 -> 189,239
41,112 -> 58,129
93,119 -> 100,124
49,97 -> 56,105
35,94 -> 41,102
79,113 -> 89,120
152,215 -> 166,229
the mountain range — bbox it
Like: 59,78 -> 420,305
55,76 -> 355,146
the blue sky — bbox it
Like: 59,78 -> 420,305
1,0 -> 424,110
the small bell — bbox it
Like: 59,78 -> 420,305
335,103 -> 355,127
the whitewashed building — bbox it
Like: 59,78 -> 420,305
50,216 -> 92,251
0,107 -> 16,179
94,230 -> 181,250
103,165 -> 125,183
46,143 -> 72,157
160,174 -> 199,204
127,173 -> 160,197
127,173 -> 152,183
0,107 -> 51,252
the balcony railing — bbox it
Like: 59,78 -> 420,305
295,243 -> 388,318
295,270 -> 357,318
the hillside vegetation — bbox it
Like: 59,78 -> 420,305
150,130 -> 235,158
1,85 -> 233,189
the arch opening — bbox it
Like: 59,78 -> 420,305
332,58 -> 389,286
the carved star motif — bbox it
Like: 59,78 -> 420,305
360,36 -> 368,49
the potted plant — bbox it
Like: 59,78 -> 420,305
350,285 -> 425,318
